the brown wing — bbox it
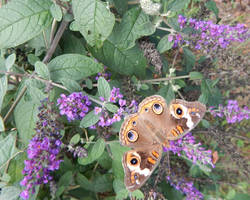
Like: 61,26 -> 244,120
119,113 -> 155,148
122,144 -> 162,191
134,95 -> 206,142
136,95 -> 169,144
165,99 -> 206,140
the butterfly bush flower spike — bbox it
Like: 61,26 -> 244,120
57,92 -> 91,121
164,133 -> 215,168
176,15 -> 249,50
20,99 -> 63,199
94,87 -> 124,127
93,87 -> 138,128
167,174 -> 203,200
209,100 -> 250,124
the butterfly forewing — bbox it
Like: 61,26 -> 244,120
165,99 -> 206,140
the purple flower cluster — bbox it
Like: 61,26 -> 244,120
176,15 -> 249,49
92,87 -> 138,128
67,145 -> 87,158
57,92 -> 91,121
166,174 -> 203,200
164,133 -> 214,168
20,99 -> 63,199
95,66 -> 111,81
209,100 -> 250,124
168,33 -> 189,48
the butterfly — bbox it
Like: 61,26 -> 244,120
119,95 -> 206,191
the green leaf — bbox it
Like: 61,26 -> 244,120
189,71 -> 203,80
201,119 -> 210,128
157,84 -> 175,104
0,0 -> 52,49
236,140 -> 244,148
28,54 -> 40,65
76,173 -> 92,191
140,83 -> 149,90
0,133 -> 18,173
199,79 -> 222,106
205,0 -> 219,20
27,27 -> 50,56
183,47 -> 196,72
55,186 -> 65,198
92,174 -> 113,192
85,78 -> 93,89
131,190 -> 144,199
60,31 -> 87,55
168,0 -> 191,11
113,0 -> 128,15
58,171 -> 73,187
50,3 -> 62,21
115,189 -> 129,200
0,58 -> 7,111
27,86 -> 47,104
157,35 -> 174,53
89,40 -> 147,77
70,134 -> 81,145
0,186 -> 21,200
78,138 -> 105,165
72,0 -> 115,46
59,78 -> 82,93
80,110 -> 100,128
7,152 -> 25,184
5,53 -> 16,71
112,7 -> 155,50
98,77 -> 111,100
14,100 -> 39,145
78,173 -> 113,193
104,103 -> 119,113
109,142 -> 129,180
113,179 -> 128,199
113,179 -> 126,193
97,151 -> 112,170
48,54 -> 103,81
226,189 -> 236,199
89,138 -> 106,161
233,193 -> 250,200
35,61 -> 50,80
0,115 -> 4,132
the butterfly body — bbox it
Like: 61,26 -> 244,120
119,95 -> 206,191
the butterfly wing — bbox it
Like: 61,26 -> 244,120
165,99 -> 206,140
122,144 -> 162,191
131,95 -> 206,141
119,113 -> 155,148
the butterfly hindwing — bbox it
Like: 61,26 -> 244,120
122,144 -> 162,191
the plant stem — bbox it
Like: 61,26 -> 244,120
42,30 -> 49,50
43,20 -> 69,64
49,19 -> 57,46
157,26 -> 176,34
141,75 -> 190,83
